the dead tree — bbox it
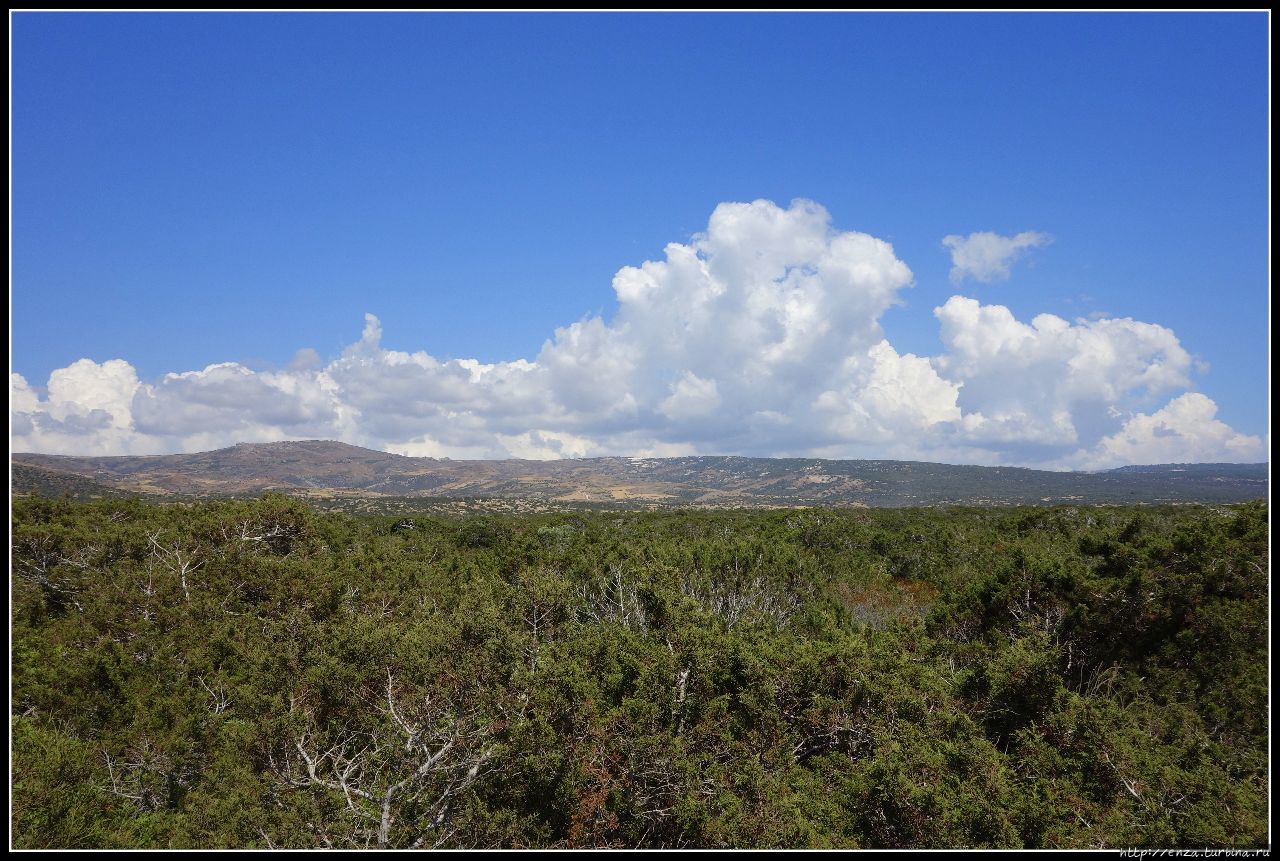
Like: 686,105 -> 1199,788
99,737 -> 195,813
523,604 -> 552,671
218,516 -> 304,556
662,638 -> 693,737
13,532 -> 84,613
197,676 -> 233,715
577,565 -> 647,630
147,531 -> 204,604
273,673 -> 495,849
680,571 -> 804,629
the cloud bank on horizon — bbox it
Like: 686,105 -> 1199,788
10,199 -> 1265,469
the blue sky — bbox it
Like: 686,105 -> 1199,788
10,12 -> 1270,466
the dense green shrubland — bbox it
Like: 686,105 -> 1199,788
11,495 -> 1269,848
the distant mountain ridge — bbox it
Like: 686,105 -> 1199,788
10,462 -> 129,499
11,440 -> 1268,507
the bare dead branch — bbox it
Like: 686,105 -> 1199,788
276,678 -> 495,848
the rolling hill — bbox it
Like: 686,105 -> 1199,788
11,440 -> 1269,507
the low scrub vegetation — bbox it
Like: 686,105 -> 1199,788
11,495 -> 1269,848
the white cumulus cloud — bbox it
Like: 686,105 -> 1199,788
942,230 -> 1052,283
933,296 -> 1194,452
10,200 -> 1262,469
1069,393 -> 1266,470
658,372 -> 722,423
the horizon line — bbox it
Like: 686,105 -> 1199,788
10,439 -> 1270,475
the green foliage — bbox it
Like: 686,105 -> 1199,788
10,496 -> 1269,848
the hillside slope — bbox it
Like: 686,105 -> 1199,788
12,441 -> 1268,507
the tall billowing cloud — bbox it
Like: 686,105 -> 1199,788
942,230 -> 1052,283
11,360 -> 142,455
934,297 -> 1195,451
10,199 -> 1264,468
